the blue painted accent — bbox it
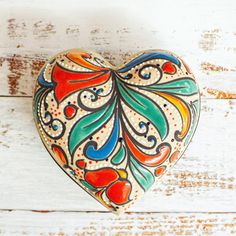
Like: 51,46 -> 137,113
45,113 -> 50,118
53,125 -> 58,130
85,115 -> 119,160
148,137 -> 155,142
117,51 -> 181,73
38,68 -> 54,88
139,121 -> 145,128
96,88 -> 103,95
143,73 -> 151,79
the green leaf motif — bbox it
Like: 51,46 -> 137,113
33,87 -> 47,121
192,100 -> 200,113
111,145 -> 126,165
129,155 -> 155,192
147,78 -> 198,96
117,80 -> 168,140
69,97 -> 117,155
81,180 -> 97,191
184,100 -> 200,145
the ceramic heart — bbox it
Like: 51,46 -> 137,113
33,49 -> 200,213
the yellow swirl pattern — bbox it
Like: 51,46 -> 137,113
156,92 -> 191,140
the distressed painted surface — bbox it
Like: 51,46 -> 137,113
0,98 -> 235,212
0,52 -> 236,98
1,211 -> 236,235
1,52 -> 236,98
0,0 -> 236,98
0,0 -> 236,233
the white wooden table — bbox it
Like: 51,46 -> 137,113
0,0 -> 236,235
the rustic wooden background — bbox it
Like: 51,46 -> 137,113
0,0 -> 236,235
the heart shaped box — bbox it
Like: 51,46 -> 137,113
33,49 -> 200,214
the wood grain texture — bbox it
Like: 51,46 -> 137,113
1,211 -> 236,235
0,0 -> 236,98
0,97 -> 235,212
0,0 -> 236,233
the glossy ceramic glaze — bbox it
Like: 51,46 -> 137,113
33,49 -> 200,214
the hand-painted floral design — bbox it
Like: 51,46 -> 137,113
33,49 -> 200,213
84,168 -> 131,206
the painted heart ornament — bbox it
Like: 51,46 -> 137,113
33,49 -> 200,213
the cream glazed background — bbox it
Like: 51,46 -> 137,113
33,48 -> 199,213
0,0 -> 236,235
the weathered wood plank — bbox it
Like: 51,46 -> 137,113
0,0 -> 236,97
0,211 -> 236,235
0,0 -> 235,233
0,97 -> 235,212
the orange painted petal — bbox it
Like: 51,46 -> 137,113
106,180 -> 131,205
85,168 -> 119,188
67,51 -> 108,71
124,131 -> 171,167
156,92 -> 191,140
154,166 -> 166,176
52,145 -> 68,167
169,151 -> 180,163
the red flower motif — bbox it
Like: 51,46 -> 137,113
124,130 -> 171,167
52,52 -> 111,103
162,62 -> 176,74
84,167 -> 131,205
